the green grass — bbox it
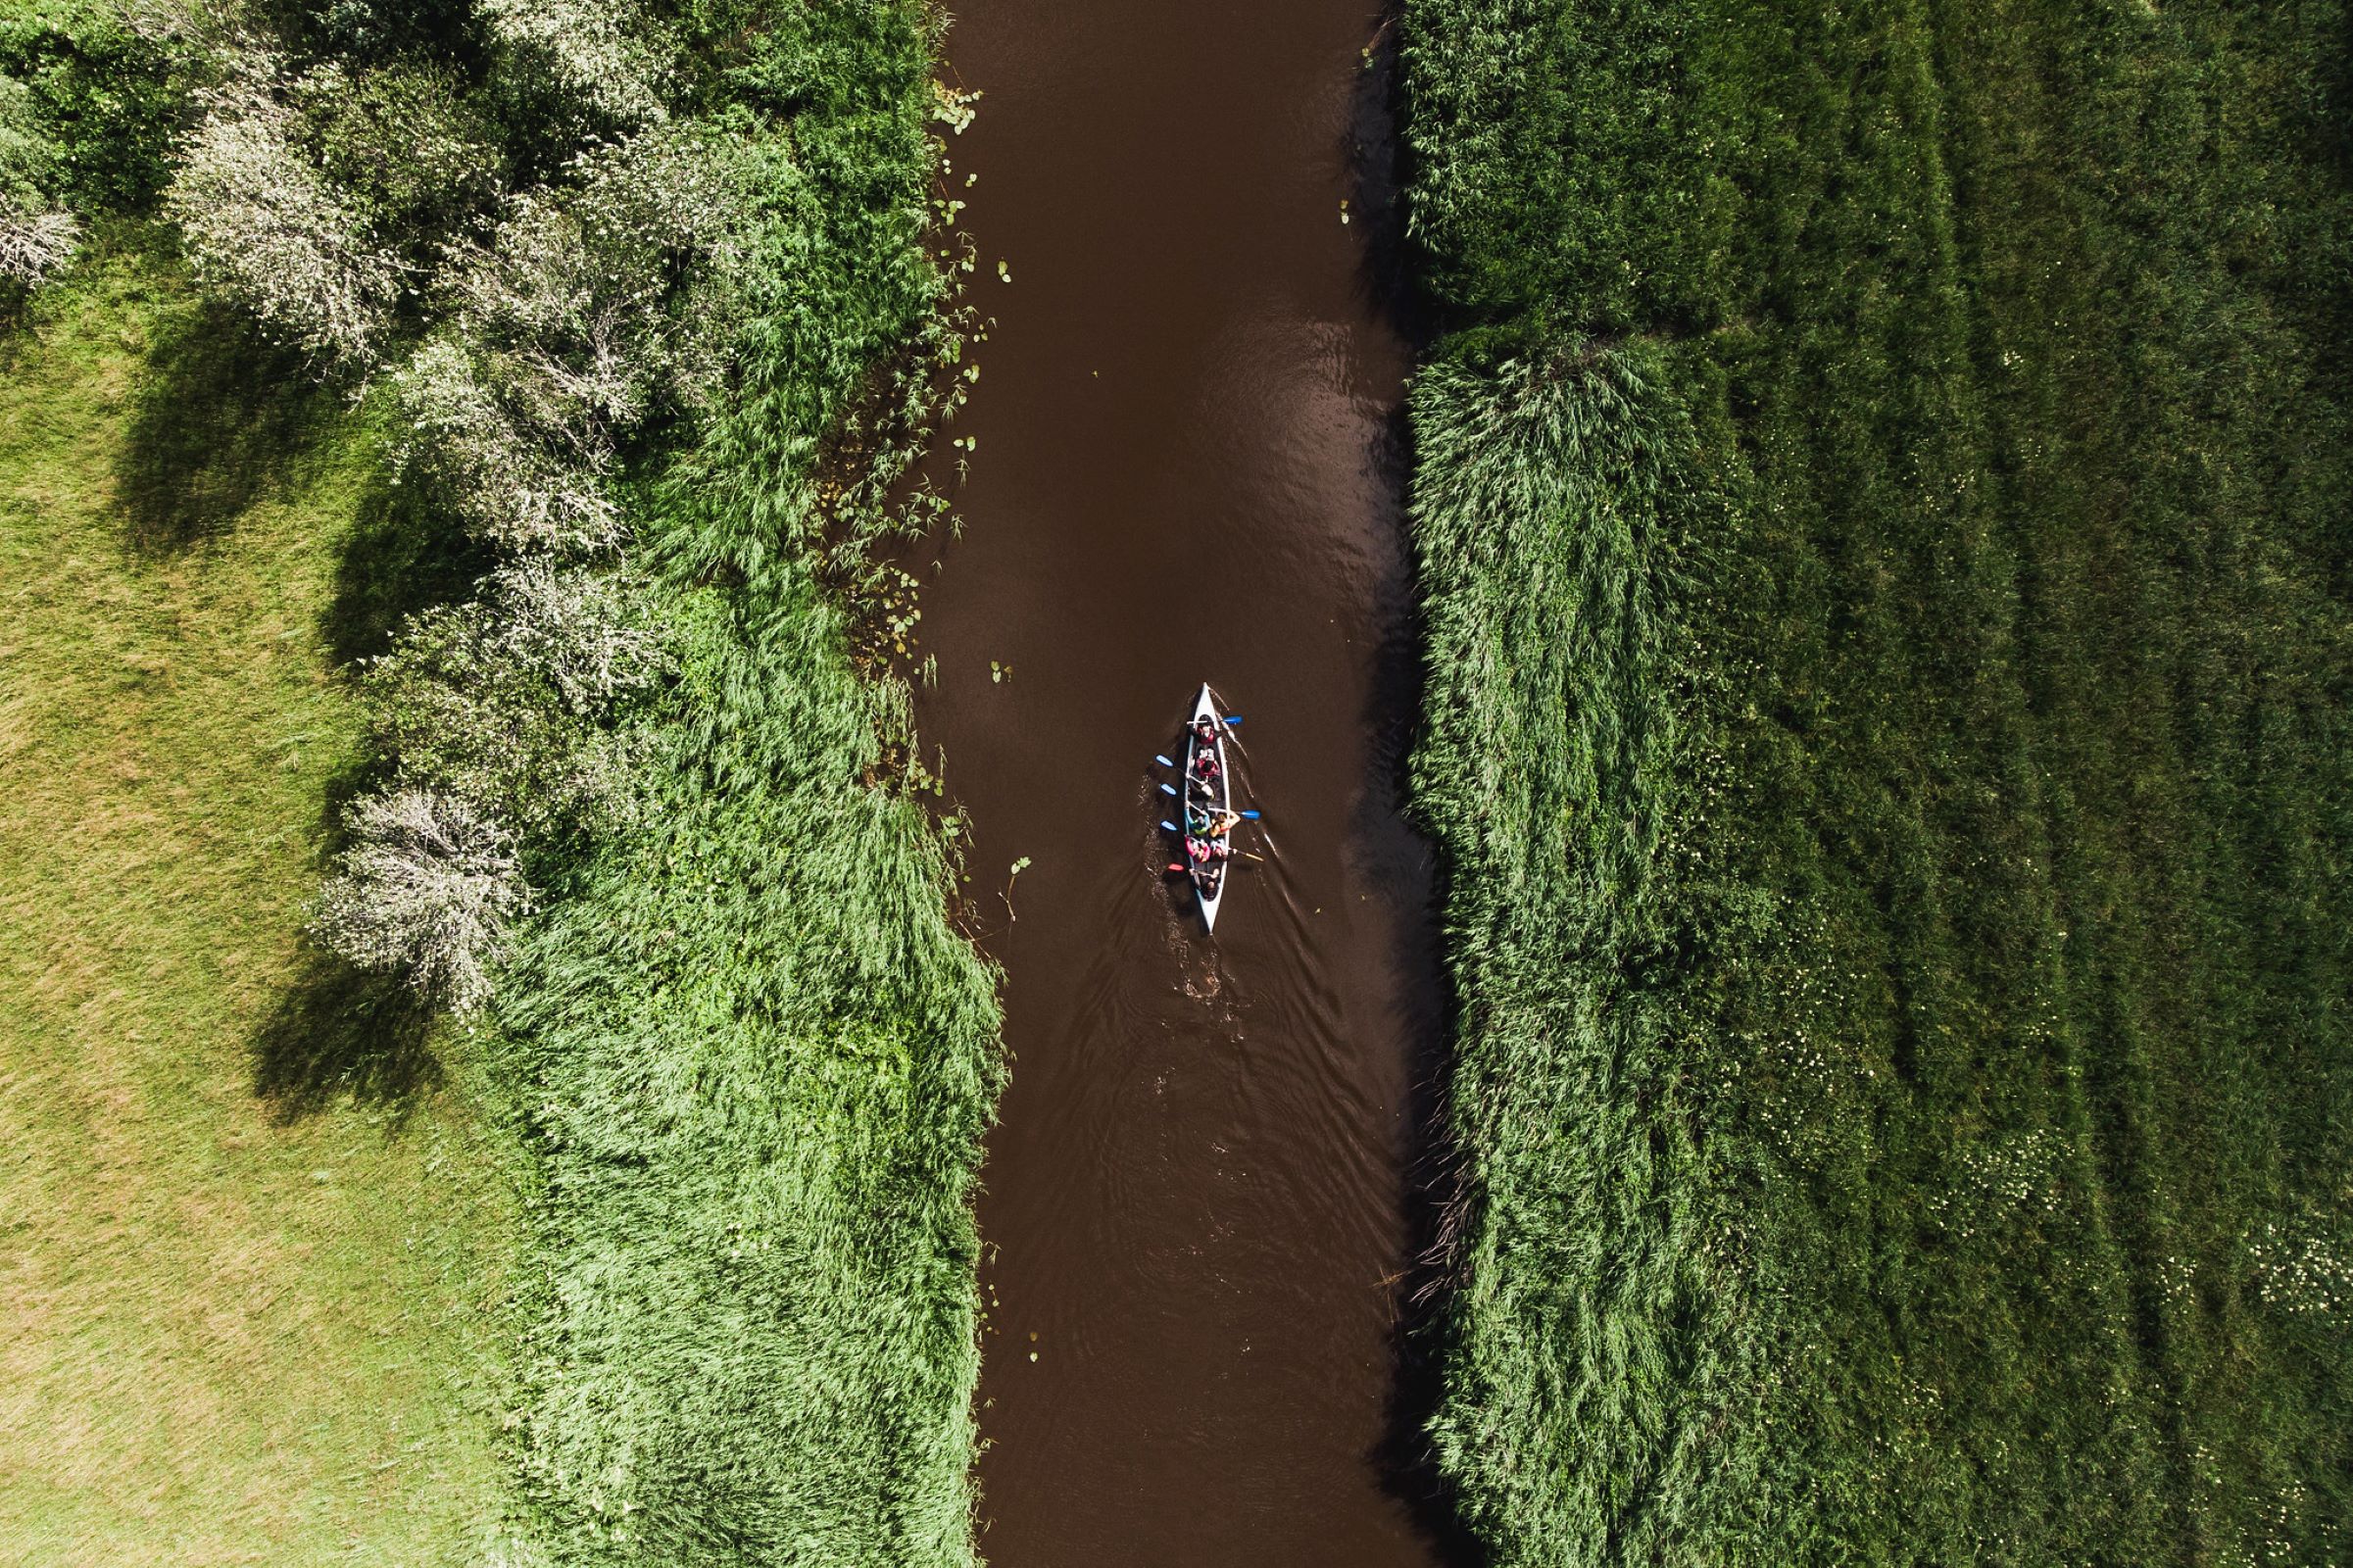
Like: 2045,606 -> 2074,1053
2,4 -> 997,1561
1401,0 -> 2352,1562
479,6 -> 1005,1563
0,241 -> 513,1566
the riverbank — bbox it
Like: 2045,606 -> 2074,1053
473,7 -> 1005,1562
4,4 -> 1003,1561
1401,0 -> 2351,1560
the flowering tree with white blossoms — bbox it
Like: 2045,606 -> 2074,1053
312,787 -> 531,1014
476,0 -> 672,127
311,123 -> 751,1006
352,559 -> 672,845
107,6 -> 761,1011
389,126 -> 753,553
165,50 -> 405,369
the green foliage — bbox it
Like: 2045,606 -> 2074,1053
1410,344 -> 1753,1558
1404,0 -> 2353,1562
303,55 -> 499,244
358,563 -> 671,847
477,4 -> 1003,1562
14,2 -> 996,1559
0,3 -> 181,211
493,578 -> 1001,1567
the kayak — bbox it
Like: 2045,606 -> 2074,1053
1180,683 -> 1233,931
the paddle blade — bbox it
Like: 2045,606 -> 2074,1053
1160,820 -> 1178,833
1158,782 -> 1178,796
1153,755 -> 1175,768
1223,714 -> 1243,725
1238,809 -> 1261,820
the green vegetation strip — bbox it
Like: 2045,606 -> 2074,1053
7,2 -> 1000,1561
1401,0 -> 2351,1561
484,8 -> 1003,1564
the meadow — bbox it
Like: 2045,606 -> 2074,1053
0,241 -> 513,1565
5,3 -> 1001,1563
1399,0 -> 2351,1562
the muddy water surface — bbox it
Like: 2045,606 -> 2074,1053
910,4 -> 1451,1563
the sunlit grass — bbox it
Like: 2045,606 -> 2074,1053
0,240 -> 513,1565
477,6 -> 1005,1562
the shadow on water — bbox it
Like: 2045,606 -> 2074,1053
1363,362 -> 1486,1568
1350,17 -> 1483,1564
115,298 -> 331,551
249,947 -> 447,1124
1360,396 -> 1481,1566
1348,6 -> 1436,357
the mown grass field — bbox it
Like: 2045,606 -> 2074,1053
1400,0 -> 2351,1562
0,243 -> 512,1565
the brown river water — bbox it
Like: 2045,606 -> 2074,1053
908,3 -> 1461,1563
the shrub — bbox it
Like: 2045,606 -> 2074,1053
0,5 -> 183,213
313,786 -> 529,1012
358,560 -> 671,844
165,48 -> 404,370
477,0 -> 671,127
298,58 -> 498,258
388,125 -> 752,552
0,193 -> 75,283
0,70 -> 77,285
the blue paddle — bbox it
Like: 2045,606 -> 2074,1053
1224,714 -> 1243,725
1235,809 -> 1261,820
1153,754 -> 1175,768
1158,782 -> 1179,797
1160,820 -> 1179,833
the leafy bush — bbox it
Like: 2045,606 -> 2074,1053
388,124 -> 754,553
0,74 -> 77,284
356,560 -> 671,847
0,5 -> 182,213
299,57 -> 498,252
478,0 -> 672,127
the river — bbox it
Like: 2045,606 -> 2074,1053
908,3 -> 1456,1562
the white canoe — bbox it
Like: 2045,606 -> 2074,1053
1182,682 -> 1231,931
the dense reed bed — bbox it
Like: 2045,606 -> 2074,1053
481,7 -> 1005,1562
1400,1 -> 2352,1562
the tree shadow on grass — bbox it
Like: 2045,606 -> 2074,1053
251,947 -> 446,1124
323,467 -> 491,665
116,296 -> 332,551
